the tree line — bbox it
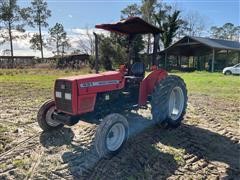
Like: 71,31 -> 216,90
96,0 -> 239,70
0,0 -> 239,69
0,0 -> 70,68
97,0 -> 199,70
210,23 -> 240,41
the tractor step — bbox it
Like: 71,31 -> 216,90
132,104 -> 148,110
139,105 -> 148,109
52,112 -> 79,126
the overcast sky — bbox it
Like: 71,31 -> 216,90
1,0 -> 239,57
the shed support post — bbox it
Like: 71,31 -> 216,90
193,56 -> 194,68
180,56 -> 182,69
177,56 -> 180,68
197,56 -> 200,70
188,56 -> 190,68
211,48 -> 215,72
238,52 -> 240,63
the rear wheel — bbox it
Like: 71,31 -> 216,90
94,113 -> 129,158
37,100 -> 63,131
151,75 -> 188,128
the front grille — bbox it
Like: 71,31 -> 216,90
55,80 -> 73,113
79,96 -> 95,111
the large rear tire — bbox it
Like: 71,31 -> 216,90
151,75 -> 188,128
37,100 -> 63,131
94,113 -> 129,158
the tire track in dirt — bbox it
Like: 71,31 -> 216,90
168,126 -> 228,179
48,124 -> 99,179
189,95 -> 240,137
177,96 -> 240,179
83,96 -> 240,180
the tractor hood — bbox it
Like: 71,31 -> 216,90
55,71 -> 125,115
57,71 -> 125,95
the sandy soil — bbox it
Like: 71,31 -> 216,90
0,82 -> 239,180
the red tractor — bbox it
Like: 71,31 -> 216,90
37,17 -> 187,158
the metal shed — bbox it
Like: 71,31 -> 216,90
161,36 -> 240,72
0,56 -> 35,68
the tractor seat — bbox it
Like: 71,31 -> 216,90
131,62 -> 145,77
125,62 -> 145,82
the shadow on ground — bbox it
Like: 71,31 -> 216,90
40,127 -> 75,148
39,112 -> 240,179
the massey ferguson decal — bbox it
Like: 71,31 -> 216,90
80,80 -> 120,88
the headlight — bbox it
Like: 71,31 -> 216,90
55,91 -> 62,98
105,94 -> 110,100
65,93 -> 71,100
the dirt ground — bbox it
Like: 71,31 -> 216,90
0,81 -> 240,179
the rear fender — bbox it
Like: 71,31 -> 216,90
138,69 -> 168,106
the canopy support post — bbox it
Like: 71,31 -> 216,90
152,33 -> 160,66
164,52 -> 168,69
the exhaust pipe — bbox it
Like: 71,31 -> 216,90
93,32 -> 99,74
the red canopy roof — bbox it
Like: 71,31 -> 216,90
95,17 -> 162,35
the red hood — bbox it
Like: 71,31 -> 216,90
58,71 -> 122,81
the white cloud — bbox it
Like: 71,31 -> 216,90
68,14 -> 73,18
0,29 -> 53,57
0,28 -> 109,57
71,28 -> 107,36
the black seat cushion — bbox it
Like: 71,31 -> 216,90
131,62 -> 145,77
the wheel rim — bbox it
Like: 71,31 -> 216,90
46,106 -> 61,127
106,123 -> 126,151
168,86 -> 184,121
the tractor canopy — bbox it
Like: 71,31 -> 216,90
95,17 -> 162,35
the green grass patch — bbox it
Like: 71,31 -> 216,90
12,159 -> 29,169
172,71 -> 240,101
0,162 -> 7,170
1,69 -> 239,101
154,142 -> 186,166
0,124 -> 8,133
0,67 -> 92,89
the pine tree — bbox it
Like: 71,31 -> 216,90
28,0 -> 51,59
0,0 -> 29,67
48,23 -> 67,56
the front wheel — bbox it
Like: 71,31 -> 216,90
94,113 -> 129,158
224,70 -> 232,75
37,100 -> 63,131
151,75 -> 188,128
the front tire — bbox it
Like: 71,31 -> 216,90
224,70 -> 232,75
151,75 -> 188,128
37,100 -> 63,131
94,113 -> 129,158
